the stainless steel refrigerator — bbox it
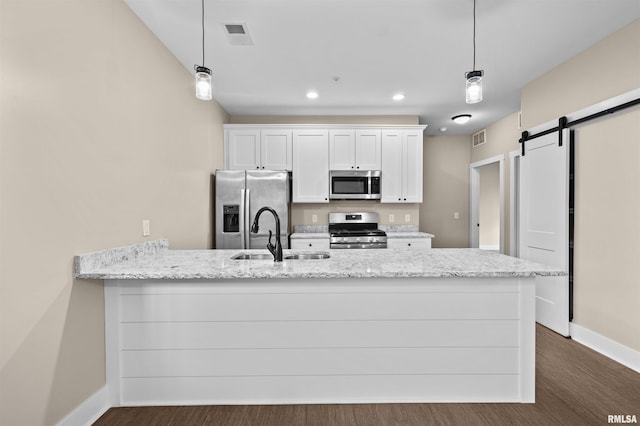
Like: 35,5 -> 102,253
215,170 -> 290,249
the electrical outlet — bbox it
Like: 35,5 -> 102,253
389,214 -> 395,223
312,214 -> 318,223
454,212 -> 460,220
405,214 -> 411,222
142,219 -> 150,237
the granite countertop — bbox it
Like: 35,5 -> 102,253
75,239 -> 565,280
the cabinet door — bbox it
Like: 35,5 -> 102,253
292,129 -> 329,203
355,129 -> 381,170
402,130 -> 423,203
329,129 -> 355,170
381,130 -> 403,202
226,129 -> 261,170
261,129 -> 292,170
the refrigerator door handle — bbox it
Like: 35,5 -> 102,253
244,188 -> 251,248
240,188 -> 246,249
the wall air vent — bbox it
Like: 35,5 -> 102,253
223,23 -> 253,45
472,129 -> 486,148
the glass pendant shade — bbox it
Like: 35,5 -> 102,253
465,70 -> 483,104
195,66 -> 212,100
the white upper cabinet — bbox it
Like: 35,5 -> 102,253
224,124 -> 424,204
329,129 -> 355,170
261,129 -> 292,170
329,129 -> 381,170
354,129 -> 382,170
225,127 -> 292,170
381,129 -> 423,203
226,128 -> 261,170
292,129 -> 329,203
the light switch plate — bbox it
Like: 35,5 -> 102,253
142,219 -> 150,237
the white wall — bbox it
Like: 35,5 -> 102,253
0,1 -> 229,424
420,135 -> 471,248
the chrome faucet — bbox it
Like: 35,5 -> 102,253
251,206 -> 283,262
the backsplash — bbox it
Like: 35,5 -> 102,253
290,201 -> 420,228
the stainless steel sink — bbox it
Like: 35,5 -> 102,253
230,253 -> 274,260
284,252 -> 330,260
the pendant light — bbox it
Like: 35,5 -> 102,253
195,0 -> 212,100
465,0 -> 483,104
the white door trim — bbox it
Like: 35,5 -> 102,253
509,150 -> 521,257
469,154 -> 505,253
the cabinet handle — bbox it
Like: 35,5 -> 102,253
256,166 -> 259,169
351,166 -> 354,169
407,243 -> 411,247
309,243 -> 312,247
403,198 -> 407,201
356,166 -> 360,169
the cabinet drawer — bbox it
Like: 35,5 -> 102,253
291,238 -> 330,250
387,238 -> 432,249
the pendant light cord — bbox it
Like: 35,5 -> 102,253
472,0 -> 476,70
201,0 -> 206,67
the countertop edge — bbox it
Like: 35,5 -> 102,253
74,239 -> 169,278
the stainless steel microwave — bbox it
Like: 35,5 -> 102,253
329,170 -> 381,200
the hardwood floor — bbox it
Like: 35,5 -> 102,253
94,325 -> 640,425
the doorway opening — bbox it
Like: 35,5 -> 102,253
469,155 -> 504,253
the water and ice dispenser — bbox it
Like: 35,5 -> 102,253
222,205 -> 239,233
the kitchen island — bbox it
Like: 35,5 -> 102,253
75,240 -> 564,407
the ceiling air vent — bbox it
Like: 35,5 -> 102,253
472,129 -> 486,148
223,23 -> 253,45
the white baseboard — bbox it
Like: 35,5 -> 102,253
570,323 -> 640,373
57,385 -> 110,426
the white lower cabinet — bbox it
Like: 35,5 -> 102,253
387,238 -> 432,249
290,238 -> 330,250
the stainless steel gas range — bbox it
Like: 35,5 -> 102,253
328,212 -> 387,249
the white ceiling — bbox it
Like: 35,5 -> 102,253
124,0 -> 640,135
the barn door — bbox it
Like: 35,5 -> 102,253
519,129 -> 570,336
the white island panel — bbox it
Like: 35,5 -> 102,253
106,276 -> 535,406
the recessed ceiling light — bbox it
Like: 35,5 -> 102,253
392,93 -> 405,101
306,91 -> 319,99
452,114 -> 472,124
439,127 -> 448,132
